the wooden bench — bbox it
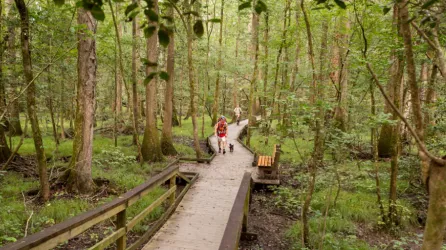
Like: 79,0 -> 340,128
254,144 -> 281,184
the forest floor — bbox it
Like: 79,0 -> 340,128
0,117 -> 215,247
239,123 -> 434,250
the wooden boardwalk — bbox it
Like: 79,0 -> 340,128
142,120 -> 253,250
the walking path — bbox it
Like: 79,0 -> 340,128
142,120 -> 253,250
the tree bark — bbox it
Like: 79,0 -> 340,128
67,7 -> 97,194
161,5 -> 177,156
15,0 -> 50,200
424,65 -> 437,129
262,12 -> 269,120
141,0 -> 163,162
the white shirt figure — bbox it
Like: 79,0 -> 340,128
234,107 -> 242,116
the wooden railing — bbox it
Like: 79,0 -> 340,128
2,162 -> 198,250
218,172 -> 252,250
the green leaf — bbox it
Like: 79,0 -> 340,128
53,0 -> 64,6
316,0 -> 328,4
382,6 -> 391,15
125,3 -> 138,16
333,0 -> 346,9
208,18 -> 221,23
91,6 -> 105,21
141,58 -> 157,67
193,20 -> 204,38
255,0 -> 267,14
145,9 -> 159,22
126,10 -> 139,22
159,71 -> 169,81
238,2 -> 251,11
183,11 -> 199,17
158,27 -> 170,47
161,15 -> 174,23
421,0 -> 439,9
144,72 -> 158,85
144,25 -> 157,38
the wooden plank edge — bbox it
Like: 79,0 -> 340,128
218,172 -> 252,250
88,227 -> 126,250
126,173 -> 199,250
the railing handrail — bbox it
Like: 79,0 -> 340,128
218,172 -> 252,250
2,161 -> 181,250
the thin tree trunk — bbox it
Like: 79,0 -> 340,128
6,20 -> 22,136
185,0 -> 201,157
371,81 -> 386,223
211,0 -> 224,126
47,38 -> 59,146
232,14 -> 240,123
15,0 -> 50,200
67,7 -> 97,194
262,12 -> 269,120
246,0 -> 260,147
131,0 -> 140,145
161,5 -> 177,156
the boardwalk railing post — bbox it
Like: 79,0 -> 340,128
242,180 -> 251,233
116,209 -> 126,250
169,175 -> 176,206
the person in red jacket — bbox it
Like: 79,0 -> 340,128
214,116 -> 228,154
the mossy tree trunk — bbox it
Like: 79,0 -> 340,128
161,6 -> 177,156
15,0 -> 50,200
141,0 -> 163,162
0,0 -> 11,163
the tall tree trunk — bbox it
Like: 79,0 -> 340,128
231,14 -> 240,123
6,19 -> 22,136
59,64 -> 66,140
211,0 -> 224,126
47,37 -> 59,146
67,7 -> 97,194
0,0 -> 11,163
131,0 -> 140,145
301,0 -> 326,246
185,0 -> 201,157
15,0 -> 50,200
161,6 -> 177,156
262,12 -> 269,120
246,0 -> 260,147
115,20 -> 122,115
290,1 -> 299,93
141,0 -> 163,162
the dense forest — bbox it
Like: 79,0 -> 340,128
0,0 -> 446,249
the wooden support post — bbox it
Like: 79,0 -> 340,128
169,175 -> 176,206
116,210 -> 126,250
242,182 -> 250,233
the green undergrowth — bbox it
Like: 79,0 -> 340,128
248,125 -> 421,249
0,117 -> 206,246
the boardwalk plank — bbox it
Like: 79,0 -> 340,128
142,120 -> 252,250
